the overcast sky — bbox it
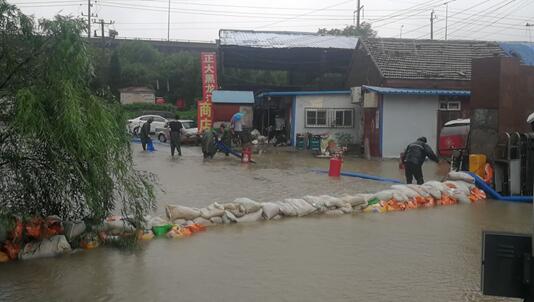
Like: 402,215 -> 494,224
10,0 -> 534,42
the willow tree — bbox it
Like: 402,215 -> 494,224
0,0 -> 155,222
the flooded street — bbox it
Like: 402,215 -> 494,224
0,143 -> 531,302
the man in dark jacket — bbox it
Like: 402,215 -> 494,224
168,119 -> 183,157
217,123 -> 232,156
402,137 -> 439,184
140,118 -> 153,151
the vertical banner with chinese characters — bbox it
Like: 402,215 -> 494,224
198,52 -> 218,133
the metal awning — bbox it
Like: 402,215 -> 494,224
362,85 -> 471,96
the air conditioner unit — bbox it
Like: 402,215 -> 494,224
351,87 -> 362,104
363,92 -> 379,108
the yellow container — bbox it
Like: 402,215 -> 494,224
469,154 -> 487,178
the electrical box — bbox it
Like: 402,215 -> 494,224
363,92 -> 379,108
351,87 -> 362,104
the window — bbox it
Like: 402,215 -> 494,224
306,109 -> 327,127
439,101 -> 461,111
305,108 -> 354,128
333,110 -> 353,127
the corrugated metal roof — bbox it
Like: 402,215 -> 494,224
363,38 -> 504,81
219,29 -> 359,49
363,85 -> 471,96
212,90 -> 255,104
500,42 -> 534,66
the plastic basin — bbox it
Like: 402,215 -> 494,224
152,224 -> 172,237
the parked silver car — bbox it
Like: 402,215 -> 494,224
156,120 -> 200,145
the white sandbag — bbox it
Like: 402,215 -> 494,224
104,218 -> 136,235
262,202 -> 281,220
447,171 -> 475,183
302,196 -> 327,209
321,195 -> 346,208
452,190 -> 471,204
340,204 -> 353,214
391,185 -> 420,199
284,199 -> 317,216
276,201 -> 298,217
444,181 -> 471,195
200,205 -> 225,219
193,217 -> 212,225
20,235 -> 72,260
173,219 -> 187,225
63,221 -> 86,242
421,184 -> 442,199
370,190 -> 396,202
424,181 -> 451,195
391,191 -> 409,202
272,215 -> 283,220
235,209 -> 264,223
210,217 -> 223,224
223,211 -> 238,223
324,209 -> 344,216
407,185 -> 431,197
165,205 -> 201,221
149,216 -> 169,227
340,194 -> 367,207
233,198 -> 262,214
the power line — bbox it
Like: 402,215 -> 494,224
416,0 -> 512,38
255,0 -> 354,29
474,0 -> 534,39
446,0 -> 526,38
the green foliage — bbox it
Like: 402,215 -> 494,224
89,41 -> 202,109
318,23 -> 377,38
0,1 -> 156,223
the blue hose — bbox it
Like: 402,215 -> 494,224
312,169 -> 402,184
468,172 -> 532,203
214,140 -> 256,163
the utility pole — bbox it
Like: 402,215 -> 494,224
82,0 -> 96,38
430,10 -> 436,40
88,0 -> 91,38
167,0 -> 171,41
527,23 -> 533,42
400,25 -> 404,38
356,0 -> 361,28
98,19 -> 114,42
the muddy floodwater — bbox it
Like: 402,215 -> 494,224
0,143 -> 531,302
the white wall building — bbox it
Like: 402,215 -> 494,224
119,87 -> 155,105
360,85 -> 471,158
257,91 -> 361,146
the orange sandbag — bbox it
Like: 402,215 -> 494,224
423,199 -> 435,208
0,251 -> 9,263
405,200 -> 418,209
414,196 -> 427,205
179,228 -> 192,237
10,219 -> 23,242
25,217 -> 44,239
3,241 -> 20,260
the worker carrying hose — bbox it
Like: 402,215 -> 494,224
402,137 -> 439,185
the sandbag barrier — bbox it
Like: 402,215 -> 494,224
163,171 -> 486,225
0,172 -> 486,263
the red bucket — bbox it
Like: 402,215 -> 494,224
242,147 -> 252,163
328,157 -> 342,177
